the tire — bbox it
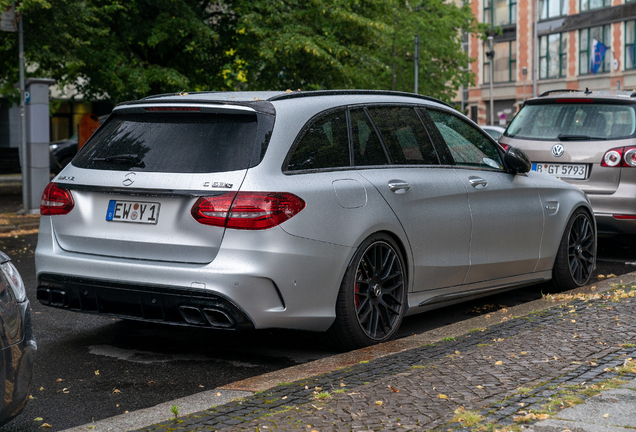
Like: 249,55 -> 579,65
552,208 -> 596,291
324,234 -> 407,351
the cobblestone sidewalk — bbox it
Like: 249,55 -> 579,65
137,283 -> 636,432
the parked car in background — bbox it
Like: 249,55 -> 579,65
500,89 -> 636,236
50,133 -> 78,173
0,251 -> 36,426
481,125 -> 506,141
35,90 -> 596,350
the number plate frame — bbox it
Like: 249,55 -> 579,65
531,163 -> 588,179
106,200 -> 160,224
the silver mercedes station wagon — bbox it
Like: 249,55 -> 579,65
35,90 -> 596,350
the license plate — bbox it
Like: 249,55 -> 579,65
106,200 -> 160,224
531,163 -> 587,179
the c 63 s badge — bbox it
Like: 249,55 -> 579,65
203,181 -> 233,189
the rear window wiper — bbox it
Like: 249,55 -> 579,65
557,134 -> 606,141
92,154 -> 145,167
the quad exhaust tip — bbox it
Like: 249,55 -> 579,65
178,305 -> 235,328
37,288 -> 67,307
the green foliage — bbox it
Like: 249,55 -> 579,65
1,0 -> 482,104
170,404 -> 179,419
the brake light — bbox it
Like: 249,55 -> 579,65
499,143 -> 510,151
41,183 -> 75,215
623,147 -> 636,167
601,146 -> 636,167
144,107 -> 201,111
555,98 -> 594,103
191,192 -> 305,230
602,148 -> 623,167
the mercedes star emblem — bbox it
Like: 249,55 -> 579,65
123,172 -> 136,186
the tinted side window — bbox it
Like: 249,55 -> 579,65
350,109 -> 389,166
287,110 -> 350,171
428,110 -> 503,169
366,106 -> 439,165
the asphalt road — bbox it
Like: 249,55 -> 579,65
1,231 -> 635,432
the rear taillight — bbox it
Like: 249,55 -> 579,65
41,183 -> 74,215
499,143 -> 510,151
602,146 -> 636,167
191,192 -> 305,230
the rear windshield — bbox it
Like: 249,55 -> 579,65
73,112 -> 267,173
506,103 -> 636,140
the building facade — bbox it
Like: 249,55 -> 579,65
460,0 -> 636,127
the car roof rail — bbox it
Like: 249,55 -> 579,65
539,89 -> 580,97
266,89 -> 453,108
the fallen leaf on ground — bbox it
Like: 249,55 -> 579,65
112,388 -> 121,394
54,379 -> 63,383
536,414 -> 550,420
476,385 -> 484,389
520,351 -> 527,355
94,370 -> 99,375
604,414 -> 610,418
216,392 -> 221,396
388,385 -> 399,393
375,400 -> 383,405
495,361 -> 503,365
39,387 -> 44,391
40,424 -> 52,428
437,394 -> 448,399
34,417 -> 43,421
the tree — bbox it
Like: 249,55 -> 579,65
377,0 -> 484,101
0,0 -> 481,104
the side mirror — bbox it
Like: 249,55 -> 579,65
504,146 -> 531,174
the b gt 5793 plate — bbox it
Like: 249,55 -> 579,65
106,200 -> 160,224
531,163 -> 587,179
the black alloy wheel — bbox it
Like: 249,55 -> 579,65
552,208 -> 595,290
567,212 -> 595,285
353,241 -> 405,340
324,234 -> 407,350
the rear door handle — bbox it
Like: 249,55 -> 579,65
469,178 -> 488,188
388,181 -> 411,193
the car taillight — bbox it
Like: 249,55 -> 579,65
499,143 -> 510,151
41,183 -> 75,215
191,192 -> 305,230
601,146 -> 636,167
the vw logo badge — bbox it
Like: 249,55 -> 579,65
552,144 -> 564,157
123,172 -> 136,187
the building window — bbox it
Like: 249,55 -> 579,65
539,0 -> 568,19
627,21 -> 635,70
484,0 -> 517,26
579,26 -> 611,75
540,33 -> 568,79
484,41 -> 517,83
580,0 -> 611,12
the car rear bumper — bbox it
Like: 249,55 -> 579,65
35,217 -> 352,332
587,177 -> 636,235
594,213 -> 636,235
